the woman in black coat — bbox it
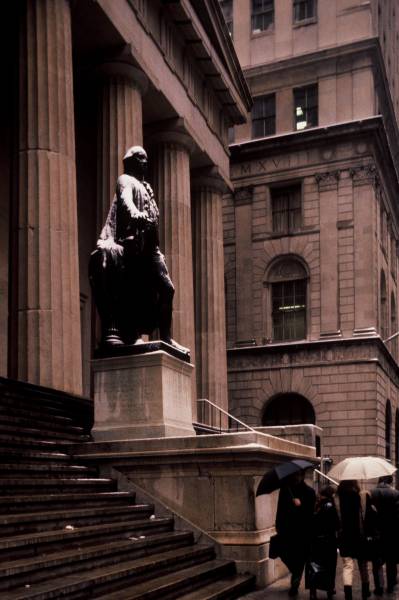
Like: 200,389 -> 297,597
306,485 -> 339,600
337,480 -> 377,600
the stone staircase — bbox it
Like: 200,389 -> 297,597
0,377 -> 255,599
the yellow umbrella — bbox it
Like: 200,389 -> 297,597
328,456 -> 397,481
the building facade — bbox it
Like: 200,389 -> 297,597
0,0 -> 251,422
222,0 -> 399,467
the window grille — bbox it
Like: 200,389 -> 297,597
271,185 -> 302,233
294,84 -> 318,130
294,0 -> 316,22
252,93 -> 276,138
251,0 -> 274,33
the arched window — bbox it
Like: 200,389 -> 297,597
386,400 -> 392,460
262,393 -> 315,426
381,270 -> 388,340
268,258 -> 307,341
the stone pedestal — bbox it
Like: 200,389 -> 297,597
92,350 -> 195,440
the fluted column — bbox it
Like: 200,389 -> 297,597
149,131 -> 195,355
192,171 -> 229,421
18,0 -> 82,393
97,63 -> 147,226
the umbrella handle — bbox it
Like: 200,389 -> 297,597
314,469 -> 338,485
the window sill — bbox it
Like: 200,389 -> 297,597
293,17 -> 317,28
251,27 -> 274,39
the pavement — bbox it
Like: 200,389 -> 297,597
237,562 -> 399,600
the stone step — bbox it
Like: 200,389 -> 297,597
0,404 -> 75,426
0,436 -> 66,451
0,531 -> 193,591
93,558 -> 236,600
0,393 -> 82,418
176,574 -> 257,599
0,448 -> 72,462
0,477 -> 116,495
0,415 -> 87,437
3,543 -> 214,599
0,517 -> 174,559
0,424 -> 89,443
0,491 -> 136,513
0,503 -> 154,536
0,389 -> 91,418
0,463 -> 96,477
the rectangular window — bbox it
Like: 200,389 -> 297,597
272,279 -> 306,341
252,93 -> 276,138
271,185 -> 302,233
294,84 -> 318,130
220,0 -> 233,37
252,0 -> 274,33
294,0 -> 316,22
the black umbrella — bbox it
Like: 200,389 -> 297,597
256,458 -> 315,496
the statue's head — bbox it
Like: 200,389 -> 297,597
123,146 -> 148,178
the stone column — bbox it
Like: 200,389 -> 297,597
316,171 -> 341,337
149,129 -> 195,355
351,165 -> 378,336
18,0 -> 82,394
97,62 -> 147,227
234,186 -> 255,344
192,170 -> 229,421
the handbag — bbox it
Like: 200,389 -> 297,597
269,533 -> 281,559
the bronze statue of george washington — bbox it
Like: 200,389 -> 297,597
89,146 -> 176,350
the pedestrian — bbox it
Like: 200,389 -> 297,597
305,485 -> 339,600
275,470 -> 316,596
336,479 -> 378,600
370,475 -> 399,594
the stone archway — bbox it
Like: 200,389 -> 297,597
262,392 -> 316,426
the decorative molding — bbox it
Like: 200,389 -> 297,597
314,170 -> 341,191
349,164 -> 379,188
234,185 -> 254,206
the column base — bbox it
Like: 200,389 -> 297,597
92,350 -> 195,441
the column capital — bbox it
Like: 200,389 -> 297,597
349,164 -> 379,188
95,62 -> 148,95
191,167 -> 228,195
146,118 -> 195,154
314,170 -> 341,191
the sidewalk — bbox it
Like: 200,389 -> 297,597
238,563 -> 399,600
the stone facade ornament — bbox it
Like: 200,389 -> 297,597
234,185 -> 254,205
314,170 -> 341,190
349,164 -> 379,187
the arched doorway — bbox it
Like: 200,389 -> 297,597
262,393 -> 316,426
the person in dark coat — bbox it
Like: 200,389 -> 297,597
305,485 -> 339,600
370,475 -> 399,594
337,480 -> 377,600
276,470 -> 316,596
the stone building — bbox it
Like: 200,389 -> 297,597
222,0 -> 399,467
0,0 -> 251,422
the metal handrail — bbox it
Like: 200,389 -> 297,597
197,399 -> 338,485
197,398 -> 270,439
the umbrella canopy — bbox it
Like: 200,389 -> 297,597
328,456 -> 397,481
256,458 -> 315,496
